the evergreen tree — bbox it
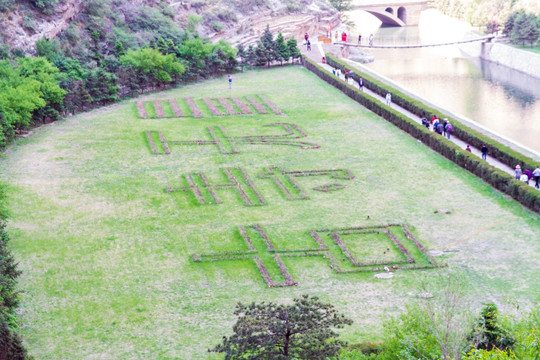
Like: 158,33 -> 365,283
85,68 -> 118,104
286,38 -> 301,63
0,316 -> 28,360
210,295 -> 352,360
274,32 -> 290,65
469,303 -> 515,351
511,12 -> 540,46
259,24 -> 275,67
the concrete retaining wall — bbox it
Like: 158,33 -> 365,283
461,40 -> 540,80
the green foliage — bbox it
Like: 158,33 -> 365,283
274,32 -> 290,65
31,0 -> 59,13
0,316 -> 28,360
329,0 -> 352,12
125,6 -> 185,43
120,47 -> 185,88
286,38 -> 301,63
0,0 -> 15,12
513,303 -> 540,359
0,43 -> 10,60
16,56 -> 66,122
0,222 -> 21,323
469,303 -> 515,351
35,37 -> 61,63
463,348 -> 517,360
211,295 -> 353,360
85,67 -> 118,104
510,12 -> 540,46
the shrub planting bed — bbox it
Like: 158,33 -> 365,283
169,99 -> 183,117
185,97 -> 204,118
136,101 -> 148,118
192,224 -> 438,287
306,56 -> 540,213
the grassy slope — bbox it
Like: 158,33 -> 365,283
1,66 -> 539,359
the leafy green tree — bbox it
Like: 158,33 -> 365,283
176,37 -> 212,79
274,32 -> 290,65
119,47 -> 185,90
512,302 -> 540,360
210,295 -> 353,360
0,60 -> 46,145
469,303 -> 515,351
16,56 -> 66,122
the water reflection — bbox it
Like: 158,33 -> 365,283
361,27 -> 540,153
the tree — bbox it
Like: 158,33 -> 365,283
329,0 -> 352,12
258,24 -> 275,67
469,303 -> 515,351
510,12 -> 540,46
274,32 -> 290,65
210,295 -> 353,360
286,38 -> 301,64
119,47 -> 185,90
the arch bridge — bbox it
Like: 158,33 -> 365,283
352,0 -> 430,27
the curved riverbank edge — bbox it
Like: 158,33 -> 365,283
340,57 -> 540,163
303,54 -> 540,214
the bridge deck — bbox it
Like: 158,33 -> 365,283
336,35 -> 495,49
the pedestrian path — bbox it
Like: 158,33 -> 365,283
301,41 -> 539,191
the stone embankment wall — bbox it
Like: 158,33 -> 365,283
461,39 -> 540,80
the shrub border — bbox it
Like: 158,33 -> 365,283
304,55 -> 540,213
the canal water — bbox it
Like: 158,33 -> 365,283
346,10 -> 540,154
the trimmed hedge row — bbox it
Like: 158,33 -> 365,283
303,56 -> 540,213
325,54 -> 539,173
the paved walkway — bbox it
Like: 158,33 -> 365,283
300,40 -> 540,191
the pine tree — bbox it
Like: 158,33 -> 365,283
286,38 -> 301,63
274,32 -> 290,65
210,295 -> 352,360
259,24 -> 275,67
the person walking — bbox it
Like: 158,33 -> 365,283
533,166 -> 540,188
524,168 -> 533,182
514,165 -> 522,180
369,34 -> 374,46
228,75 -> 232,89
446,121 -> 453,140
304,33 -> 309,42
385,92 -> 391,106
481,144 -> 488,160
358,77 -> 364,91
306,40 -> 311,51
466,145 -> 472,152
519,172 -> 529,184
421,115 -> 429,128
358,34 -> 362,44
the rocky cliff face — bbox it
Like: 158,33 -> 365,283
0,0 -> 339,52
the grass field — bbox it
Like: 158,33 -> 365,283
1,66 -> 539,359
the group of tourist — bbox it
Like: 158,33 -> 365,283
327,64 -> 540,189
333,31 -> 374,46
515,165 -> 540,187
420,114 -> 453,139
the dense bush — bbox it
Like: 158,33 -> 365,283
306,56 -> 540,213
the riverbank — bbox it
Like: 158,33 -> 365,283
460,37 -> 540,80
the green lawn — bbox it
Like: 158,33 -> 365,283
1,66 -> 539,359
